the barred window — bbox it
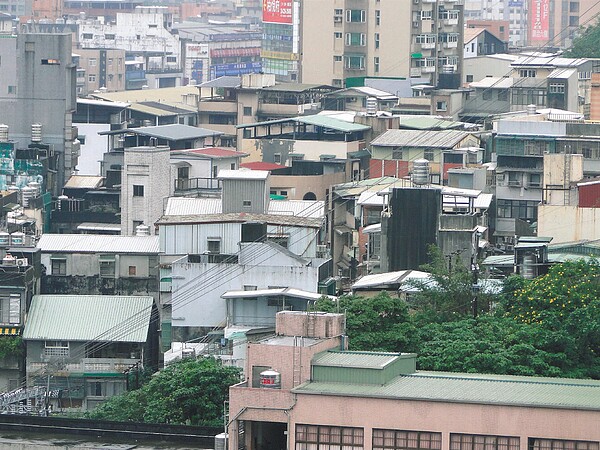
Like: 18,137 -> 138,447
373,429 -> 441,450
296,424 -> 364,449
529,438 -> 599,450
450,434 -> 519,450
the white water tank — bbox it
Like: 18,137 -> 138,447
10,232 -> 24,246
259,369 -> 281,389
214,433 -> 228,450
31,123 -> 42,143
366,97 -> 377,116
135,224 -> 150,236
2,254 -> 16,265
28,182 -> 41,197
0,124 -> 8,142
412,159 -> 430,185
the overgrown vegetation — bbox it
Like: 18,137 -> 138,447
88,357 -> 241,425
315,254 -> 600,379
0,337 -> 23,360
565,19 -> 600,58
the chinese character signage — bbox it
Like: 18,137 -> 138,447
263,0 -> 293,24
530,0 -> 549,42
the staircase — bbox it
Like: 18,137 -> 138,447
0,386 -> 49,415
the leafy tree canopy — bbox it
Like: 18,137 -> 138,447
88,357 -> 241,426
565,19 -> 600,58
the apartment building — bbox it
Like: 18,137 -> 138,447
262,0 -> 464,87
74,48 -> 126,96
463,0 -> 526,46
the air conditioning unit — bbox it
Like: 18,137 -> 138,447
16,258 -> 28,267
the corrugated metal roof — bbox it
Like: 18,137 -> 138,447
199,76 -> 241,88
163,197 -> 325,219
126,124 -> 223,140
23,295 -> 153,342
221,287 -> 334,301
237,115 -> 370,133
294,371 -> 600,410
157,212 -> 323,228
313,351 -> 402,369
174,147 -> 247,159
470,77 -> 514,89
263,83 -> 333,93
240,161 -> 287,171
548,68 -> 577,79
352,270 -> 431,289
218,169 -> 270,180
92,86 -> 199,104
398,116 -> 464,130
64,175 -> 104,190
371,130 -> 472,148
37,234 -> 160,254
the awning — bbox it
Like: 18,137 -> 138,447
334,225 -> 354,235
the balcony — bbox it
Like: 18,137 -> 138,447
29,357 -> 141,374
174,177 -> 221,192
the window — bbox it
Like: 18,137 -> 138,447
415,34 -> 436,45
99,258 -> 116,278
243,285 -> 257,291
334,32 -> 343,39
88,381 -> 104,397
423,151 -> 434,161
373,429 -> 442,450
44,341 -> 69,357
375,10 -> 381,25
89,57 -> 97,66
496,199 -> 538,220
436,101 -> 447,111
334,55 -> 342,62
519,69 -> 537,77
296,424 -> 364,449
529,173 -> 541,187
128,266 -> 137,276
482,90 -> 492,101
243,200 -> 252,207
7,86 -> 16,94
345,33 -> 366,46
498,90 -> 508,101
374,57 -> 380,73
51,258 -> 66,275
466,75 -> 474,82
207,239 -> 221,254
529,438 -> 598,450
392,150 -> 403,160
421,10 -> 432,19
345,55 -> 365,70
108,58 -> 113,66
230,163 -> 236,170
524,140 -> 549,156
133,185 -> 144,197
375,32 -> 380,49
346,9 -> 366,22
105,33 -> 115,40
451,434 -> 520,450
274,153 -> 282,164
41,59 -> 60,65
334,8 -> 343,15
82,33 -> 93,39
243,106 -> 252,116
549,83 -> 565,94
268,234 -> 289,248
88,74 -> 96,82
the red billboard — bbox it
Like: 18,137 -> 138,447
263,0 -> 293,24
529,0 -> 549,42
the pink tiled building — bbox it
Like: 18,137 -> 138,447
228,311 -> 600,450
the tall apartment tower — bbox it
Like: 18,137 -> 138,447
121,146 -> 172,236
0,33 -> 77,194
289,0 -> 464,87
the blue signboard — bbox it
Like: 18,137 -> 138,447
210,62 -> 263,79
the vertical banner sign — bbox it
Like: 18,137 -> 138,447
530,0 -> 549,42
263,0 -> 293,24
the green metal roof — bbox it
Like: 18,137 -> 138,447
294,371 -> 600,411
23,295 -> 153,343
312,351 -> 404,369
298,115 -> 370,132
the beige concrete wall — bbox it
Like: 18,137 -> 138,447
270,172 -> 347,200
287,394 -> 600,450
300,0 -> 337,84
538,204 -> 600,243
275,311 -> 345,338
373,0 -> 411,79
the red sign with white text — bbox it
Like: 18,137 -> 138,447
529,0 -> 549,42
263,0 -> 293,24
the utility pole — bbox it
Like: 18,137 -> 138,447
471,256 -> 479,319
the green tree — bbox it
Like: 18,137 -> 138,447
88,357 -> 241,425
565,19 -> 600,58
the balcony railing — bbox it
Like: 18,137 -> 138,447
29,357 -> 141,374
174,177 -> 221,192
